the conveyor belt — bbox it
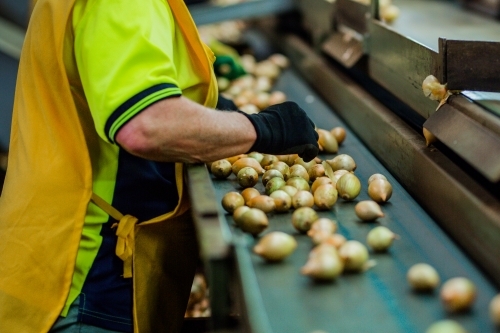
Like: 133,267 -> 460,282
205,69 -> 499,333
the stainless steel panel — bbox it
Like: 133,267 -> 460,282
368,20 -> 439,119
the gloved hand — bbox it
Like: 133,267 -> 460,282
216,94 -> 238,111
239,101 -> 319,162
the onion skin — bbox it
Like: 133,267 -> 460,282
253,231 -> 297,262
330,127 -> 346,145
238,208 -> 269,235
262,169 -> 284,186
311,177 -> 333,194
286,176 -> 310,192
366,226 -> 397,252
308,218 -> 338,244
211,159 -> 232,179
265,177 -> 286,195
247,195 -> 276,213
326,154 -> 356,172
233,205 -> 251,225
336,173 -> 361,201
313,184 -> 338,210
317,129 -> 339,154
368,178 -> 393,203
355,200 -> 384,222
490,293 -> 500,326
237,166 -> 259,188
425,320 -> 467,333
301,251 -> 344,281
407,263 -> 440,292
289,164 -> 310,182
440,277 -> 476,312
368,173 -> 387,185
338,240 -> 369,272
241,187 -> 260,204
308,164 -> 325,182
260,154 -> 279,168
269,190 -> 292,213
232,157 -> 264,175
292,207 -> 319,233
221,192 -> 245,213
323,233 -> 347,249
292,190 -> 315,209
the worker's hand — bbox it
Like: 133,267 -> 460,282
240,101 -> 319,162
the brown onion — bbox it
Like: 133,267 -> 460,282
269,190 -> 292,213
313,184 -> 338,210
238,208 -> 269,236
292,207 -> 319,233
253,231 -> 297,262
292,190 -> 315,209
368,178 -> 393,203
221,192 -> 245,213
247,195 -> 276,213
440,277 -> 476,312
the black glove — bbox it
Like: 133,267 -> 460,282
239,101 -> 319,162
216,94 -> 238,111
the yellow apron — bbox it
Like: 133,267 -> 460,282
0,0 -> 217,332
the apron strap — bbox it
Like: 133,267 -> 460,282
90,192 -> 138,278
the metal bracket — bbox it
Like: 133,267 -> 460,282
423,103 -> 500,182
439,38 -> 500,92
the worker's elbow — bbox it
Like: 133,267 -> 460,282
115,122 -> 156,158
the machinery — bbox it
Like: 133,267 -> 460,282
1,1 -> 500,332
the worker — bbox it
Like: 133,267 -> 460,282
0,0 -> 319,332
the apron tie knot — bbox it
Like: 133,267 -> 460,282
111,214 -> 139,278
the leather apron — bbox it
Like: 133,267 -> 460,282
0,0 -> 217,332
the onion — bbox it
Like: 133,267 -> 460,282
367,173 -> 387,185
260,154 -> 279,168
490,293 -> 500,326
289,164 -> 310,182
238,208 -> 269,236
324,233 -> 347,249
425,320 -> 467,333
292,207 -> 319,233
292,190 -> 315,209
210,159 -> 232,179
307,218 -> 338,244
308,164 -> 325,182
232,205 -> 251,225
265,176 -> 286,195
330,127 -> 346,145
221,192 -> 245,214
336,173 -> 361,201
355,200 -> 384,221
440,277 -> 476,312
326,154 -> 356,172
269,190 -> 292,213
407,263 -> 440,292
241,187 -> 260,204
286,177 -> 310,192
317,129 -> 338,154
266,161 -> 290,179
279,185 -> 298,198
368,178 -> 393,203
311,176 -> 333,194
301,250 -> 344,281
232,157 -> 264,175
313,184 -> 338,210
247,195 -> 276,213
253,231 -> 297,262
338,240 -> 369,272
237,166 -> 259,188
366,226 -> 397,252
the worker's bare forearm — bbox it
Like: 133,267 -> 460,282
115,96 -> 256,163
